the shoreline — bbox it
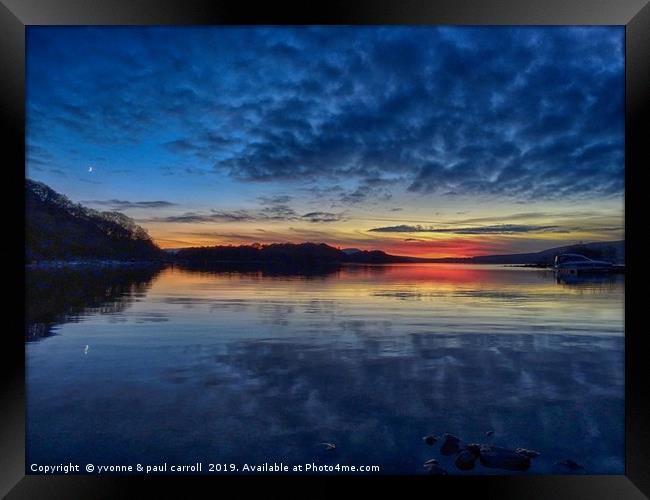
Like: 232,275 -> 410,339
25,259 -> 625,271
26,259 -> 167,269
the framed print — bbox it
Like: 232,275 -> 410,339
2,0 -> 648,498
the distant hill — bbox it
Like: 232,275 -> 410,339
173,240 -> 624,267
422,240 -> 625,266
26,179 -> 161,262
344,249 -> 412,263
175,243 -> 410,266
177,242 -> 342,264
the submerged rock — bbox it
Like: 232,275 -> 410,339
440,433 -> 462,455
423,435 -> 438,446
515,448 -> 541,458
454,450 -> 477,471
426,464 -> 448,475
465,443 -> 482,456
555,459 -> 585,472
478,445 -> 531,471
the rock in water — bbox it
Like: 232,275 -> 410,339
465,443 -> 482,456
478,445 -> 531,471
426,464 -> 448,475
454,450 -> 477,471
423,458 -> 439,466
440,433 -> 462,455
515,448 -> 541,458
423,435 -> 438,446
555,459 -> 585,472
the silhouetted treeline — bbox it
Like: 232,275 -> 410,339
26,180 -> 162,262
176,242 -> 343,265
175,243 -> 411,266
345,249 -> 412,263
171,241 -> 625,267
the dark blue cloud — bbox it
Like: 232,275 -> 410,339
301,212 -> 342,223
368,224 -> 561,234
83,199 -> 177,209
143,208 -> 344,224
27,26 -> 624,202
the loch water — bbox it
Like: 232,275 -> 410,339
26,263 -> 624,474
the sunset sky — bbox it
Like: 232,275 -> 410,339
26,26 -> 624,258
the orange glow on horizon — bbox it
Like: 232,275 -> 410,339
147,216 -> 621,258
151,233 -> 541,259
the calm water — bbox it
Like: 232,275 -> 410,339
26,263 -> 624,474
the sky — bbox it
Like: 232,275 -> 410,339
26,26 -> 624,257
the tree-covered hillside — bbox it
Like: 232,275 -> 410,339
26,180 -> 161,262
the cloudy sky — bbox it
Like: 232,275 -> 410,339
26,26 -> 624,257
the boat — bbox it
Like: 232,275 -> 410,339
553,253 -> 616,274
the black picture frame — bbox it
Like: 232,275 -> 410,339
2,0 -> 647,497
